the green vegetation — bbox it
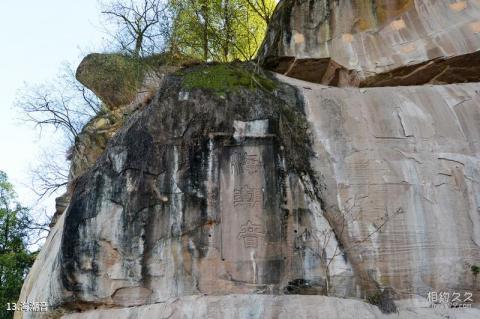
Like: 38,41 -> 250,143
366,291 -> 382,305
169,0 -> 276,62
180,63 -> 277,95
471,265 -> 480,276
366,289 -> 397,314
102,0 -> 277,62
0,171 -> 37,319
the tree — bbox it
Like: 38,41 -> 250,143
100,0 -> 277,61
0,171 -> 39,319
168,0 -> 276,62
16,64 -> 101,199
226,0 -> 277,60
101,0 -> 169,57
16,64 -> 102,146
167,0 -> 211,60
293,194 -> 402,300
244,0 -> 275,24
30,150 -> 69,200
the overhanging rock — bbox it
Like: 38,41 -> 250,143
259,0 -> 480,86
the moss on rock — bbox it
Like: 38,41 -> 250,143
180,63 -> 277,96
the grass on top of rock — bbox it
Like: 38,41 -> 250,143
180,63 -> 277,96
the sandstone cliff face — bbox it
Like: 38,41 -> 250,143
289,75 -> 480,298
70,53 -> 178,184
16,66 -> 480,318
49,54 -> 176,223
259,0 -> 480,86
16,1 -> 480,318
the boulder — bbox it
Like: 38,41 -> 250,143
76,53 -> 177,109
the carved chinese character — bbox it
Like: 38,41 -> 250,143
233,185 -> 262,208
237,220 -> 266,248
231,152 -> 262,175
231,151 -> 246,175
245,154 -> 262,174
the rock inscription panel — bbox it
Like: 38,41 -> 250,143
220,143 -> 283,284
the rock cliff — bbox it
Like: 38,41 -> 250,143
259,0 -> 480,86
16,1 -> 480,318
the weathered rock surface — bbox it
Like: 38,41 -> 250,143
48,54 -> 179,227
281,74 -> 480,301
16,64 -> 480,318
15,1 -> 480,318
17,65 -> 332,318
76,53 -> 177,110
70,53 -> 178,184
260,0 -> 480,86
60,295 -> 480,319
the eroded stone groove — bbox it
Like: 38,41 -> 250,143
263,51 -> 480,87
360,50 -> 480,87
262,56 -> 360,87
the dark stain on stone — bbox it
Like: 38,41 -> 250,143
59,62 -> 319,304
283,278 -> 327,295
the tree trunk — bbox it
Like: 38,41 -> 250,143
134,33 -> 143,57
201,0 -> 209,61
223,0 -> 230,61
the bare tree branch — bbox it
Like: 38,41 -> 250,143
30,150 -> 69,200
16,64 -> 101,145
101,0 -> 169,57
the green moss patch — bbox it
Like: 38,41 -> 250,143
472,265 -> 480,276
180,63 -> 277,95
